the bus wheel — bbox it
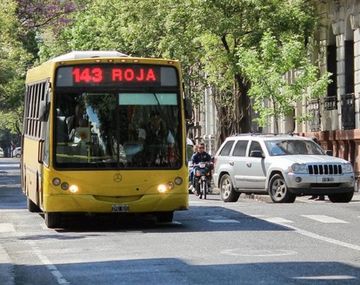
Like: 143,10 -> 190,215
156,212 -> 174,223
45,212 -> 61,228
27,198 -> 41,213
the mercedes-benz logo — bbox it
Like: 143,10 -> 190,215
113,173 -> 122,183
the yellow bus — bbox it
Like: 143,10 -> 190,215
22,51 -> 191,228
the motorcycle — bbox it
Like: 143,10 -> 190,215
193,161 -> 212,199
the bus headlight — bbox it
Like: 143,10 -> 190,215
167,182 -> 174,190
69,185 -> 79,193
174,177 -> 183,185
157,184 -> 168,193
61,182 -> 69,190
52,178 -> 61,186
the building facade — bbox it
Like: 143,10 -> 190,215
298,0 -> 360,189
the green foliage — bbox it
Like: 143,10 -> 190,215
0,0 -> 326,139
238,30 -> 330,130
0,0 -> 30,134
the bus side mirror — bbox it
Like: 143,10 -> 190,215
39,102 -> 50,121
184,98 -> 192,120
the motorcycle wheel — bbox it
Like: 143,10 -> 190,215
199,182 -> 203,199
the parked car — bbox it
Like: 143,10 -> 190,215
12,147 -> 21,158
0,147 -> 4,158
213,134 -> 355,203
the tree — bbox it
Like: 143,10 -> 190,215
35,0 -> 324,142
0,0 -> 30,135
238,31 -> 330,133
194,0 -> 320,140
0,0 -> 79,137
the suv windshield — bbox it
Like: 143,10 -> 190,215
54,91 -> 181,169
265,139 -> 324,156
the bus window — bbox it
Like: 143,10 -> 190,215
54,92 -> 181,169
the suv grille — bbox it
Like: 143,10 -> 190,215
308,164 -> 342,175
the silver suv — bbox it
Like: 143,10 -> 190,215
213,134 -> 355,203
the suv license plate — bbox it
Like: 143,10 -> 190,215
322,177 -> 334,182
112,205 -> 129,213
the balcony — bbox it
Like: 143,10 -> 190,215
308,99 -> 320,132
323,96 -> 337,110
341,93 -> 355,130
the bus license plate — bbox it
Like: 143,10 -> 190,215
322,177 -> 334,182
112,205 -> 129,212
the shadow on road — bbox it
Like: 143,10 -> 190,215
2,258 -> 360,285
15,205 -> 292,235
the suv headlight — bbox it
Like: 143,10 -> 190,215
342,163 -> 353,174
289,163 -> 308,174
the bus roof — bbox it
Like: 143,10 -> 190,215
49,51 -> 128,62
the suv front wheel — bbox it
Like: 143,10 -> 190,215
268,174 -> 296,203
328,191 -> 354,203
220,174 -> 240,202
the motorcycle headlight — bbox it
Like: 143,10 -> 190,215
289,163 -> 308,174
342,163 -> 353,173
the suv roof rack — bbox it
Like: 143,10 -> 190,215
231,132 -> 296,137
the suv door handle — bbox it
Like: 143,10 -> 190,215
229,161 -> 234,166
246,162 -> 252,167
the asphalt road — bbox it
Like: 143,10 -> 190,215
1,158 -> 360,285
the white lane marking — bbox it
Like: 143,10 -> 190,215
249,215 -> 266,218
0,164 -> 19,168
222,248 -> 297,257
264,217 -> 293,224
302,215 -> 348,224
0,184 -> 21,188
293,275 -> 356,280
208,219 -> 240,223
0,223 -> 15,233
268,220 -> 360,251
0,209 -> 27,213
27,240 -> 70,285
189,201 -> 205,205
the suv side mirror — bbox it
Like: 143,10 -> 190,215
325,150 -> 333,156
250,150 -> 263,158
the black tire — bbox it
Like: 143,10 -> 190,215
195,179 -> 201,197
219,174 -> 240,202
45,212 -> 62,228
268,174 -> 296,203
27,198 -> 41,213
203,180 -> 207,200
328,191 -> 354,203
156,211 -> 174,223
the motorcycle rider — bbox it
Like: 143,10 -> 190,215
191,142 -> 212,195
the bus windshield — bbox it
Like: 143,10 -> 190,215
54,91 -> 181,169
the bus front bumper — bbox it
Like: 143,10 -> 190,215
43,193 -> 189,213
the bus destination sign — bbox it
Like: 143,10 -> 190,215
56,64 -> 178,88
